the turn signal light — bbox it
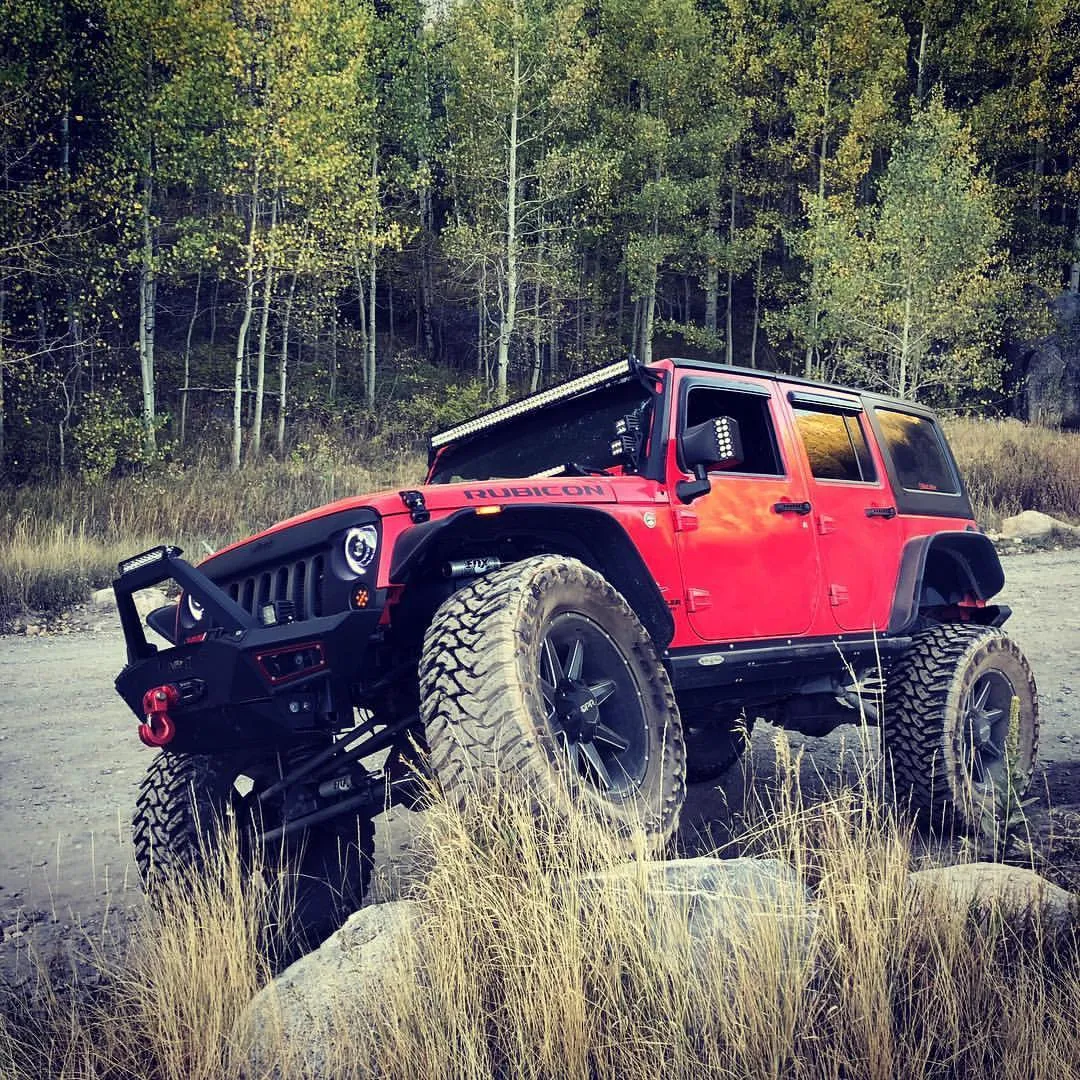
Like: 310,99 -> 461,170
351,585 -> 370,609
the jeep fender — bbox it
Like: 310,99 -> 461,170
888,531 -> 1006,633
389,505 -> 675,650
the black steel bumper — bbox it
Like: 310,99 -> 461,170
113,547 -> 384,753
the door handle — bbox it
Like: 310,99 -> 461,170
865,506 -> 897,519
773,500 -> 812,515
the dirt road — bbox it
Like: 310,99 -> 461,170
1,550 -> 1078,975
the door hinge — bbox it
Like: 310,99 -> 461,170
829,584 -> 850,606
674,509 -> 699,532
685,588 -> 712,612
816,514 -> 837,535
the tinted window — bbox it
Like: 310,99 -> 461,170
794,408 -> 877,483
430,380 -> 651,483
684,387 -> 783,476
875,409 -> 959,494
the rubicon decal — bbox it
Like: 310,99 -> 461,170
463,484 -> 609,500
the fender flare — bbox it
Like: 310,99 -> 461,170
888,531 -> 1006,633
389,505 -> 675,650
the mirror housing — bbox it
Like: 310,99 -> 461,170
675,416 -> 744,503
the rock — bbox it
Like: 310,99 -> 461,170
92,586 -> 169,619
580,857 -> 815,967
23,624 -> 40,636
1012,291 -> 1080,429
239,900 -> 421,1078
1000,510 -> 1080,540
908,863 -> 1077,940
239,859 -> 815,1077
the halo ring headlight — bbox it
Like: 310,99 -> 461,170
344,525 -> 378,575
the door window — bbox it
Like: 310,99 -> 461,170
874,408 -> 959,494
794,408 -> 877,483
683,387 -> 784,476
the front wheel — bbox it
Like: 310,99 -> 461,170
419,555 -> 685,844
133,752 -> 374,952
882,624 -> 1039,835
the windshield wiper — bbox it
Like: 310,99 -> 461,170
561,461 -> 611,477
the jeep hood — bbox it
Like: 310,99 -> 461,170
204,479 -> 618,564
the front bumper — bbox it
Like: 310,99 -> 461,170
113,547 -> 384,752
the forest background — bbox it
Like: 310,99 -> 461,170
0,0 -> 1078,499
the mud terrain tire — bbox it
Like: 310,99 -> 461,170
882,624 -> 1039,834
133,752 -> 374,950
419,555 -> 685,843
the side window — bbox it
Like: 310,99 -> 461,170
794,407 -> 877,483
874,408 -> 959,494
684,387 -> 784,476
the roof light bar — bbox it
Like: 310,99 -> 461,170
118,545 -> 182,576
430,360 -> 631,449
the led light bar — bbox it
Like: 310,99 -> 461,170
118,545 -> 182,576
430,360 -> 631,449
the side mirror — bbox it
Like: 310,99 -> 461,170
675,416 -> 744,503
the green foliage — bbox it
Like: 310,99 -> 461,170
0,0 -> 1078,482
71,388 -> 164,481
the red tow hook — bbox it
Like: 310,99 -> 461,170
139,684 -> 179,747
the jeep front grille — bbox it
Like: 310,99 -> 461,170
222,553 -> 326,622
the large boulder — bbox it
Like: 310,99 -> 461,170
999,509 -> 1080,540
237,859 -> 816,1077
908,863 -> 1077,940
239,900 -> 421,1078
1013,291 -> 1080,429
579,856 -> 815,968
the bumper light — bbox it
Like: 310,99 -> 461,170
256,642 -> 326,685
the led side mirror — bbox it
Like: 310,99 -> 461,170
676,416 -> 744,503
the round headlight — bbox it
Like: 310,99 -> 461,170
344,525 -> 378,575
186,594 -> 205,622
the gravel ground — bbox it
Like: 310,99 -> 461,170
1,548 -> 1077,982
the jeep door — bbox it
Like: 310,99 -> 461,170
782,388 -> 901,632
668,374 -> 821,641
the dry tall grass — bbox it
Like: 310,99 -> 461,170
0,447 -> 424,619
3,417 -> 1078,619
3,742 -> 1078,1079
944,418 -> 1080,528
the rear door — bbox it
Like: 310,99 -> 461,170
783,388 -> 900,632
668,374 -> 821,642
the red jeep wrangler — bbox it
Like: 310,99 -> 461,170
114,357 -> 1038,942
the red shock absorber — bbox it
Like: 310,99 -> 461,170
139,684 -> 179,747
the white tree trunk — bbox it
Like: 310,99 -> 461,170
138,169 -> 157,455
277,269 -> 297,454
251,189 -> 278,460
232,166 -> 259,472
495,41 -> 521,404
725,174 -> 736,365
180,270 -> 201,445
367,143 -> 378,409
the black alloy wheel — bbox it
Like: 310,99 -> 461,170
539,613 -> 649,795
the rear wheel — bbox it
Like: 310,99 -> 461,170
133,751 -> 374,953
882,624 -> 1039,834
419,555 -> 685,843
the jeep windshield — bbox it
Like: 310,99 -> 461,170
428,379 -> 652,484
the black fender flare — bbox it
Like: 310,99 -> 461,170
389,505 -> 675,650
888,531 -> 1006,633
